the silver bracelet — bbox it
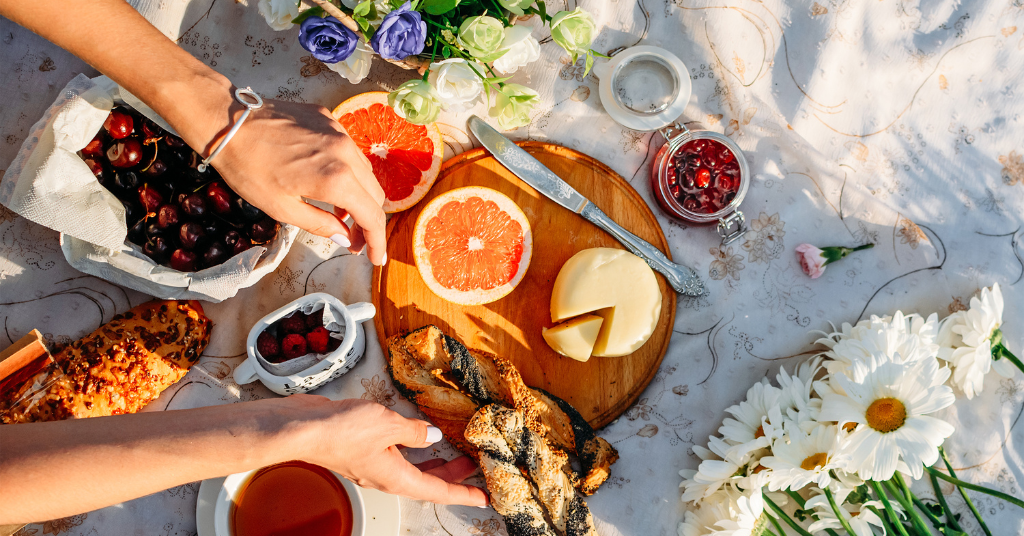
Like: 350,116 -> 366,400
197,87 -> 264,172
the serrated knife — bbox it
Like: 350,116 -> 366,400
468,115 -> 706,297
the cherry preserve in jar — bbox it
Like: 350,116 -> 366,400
650,122 -> 748,243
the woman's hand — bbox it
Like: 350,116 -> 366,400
204,99 -> 388,265
283,395 -> 488,506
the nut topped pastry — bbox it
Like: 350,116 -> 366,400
1,300 -> 212,424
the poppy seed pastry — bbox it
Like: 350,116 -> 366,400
0,300 -> 212,424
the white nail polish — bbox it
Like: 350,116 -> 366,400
425,426 -> 443,445
475,505 -> 489,509
330,233 -> 351,248
381,252 -> 388,266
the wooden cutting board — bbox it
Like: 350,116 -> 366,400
371,142 -> 675,429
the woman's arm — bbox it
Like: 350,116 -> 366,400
0,396 -> 487,524
0,0 -> 387,264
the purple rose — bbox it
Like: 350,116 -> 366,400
370,2 -> 426,61
299,16 -> 359,63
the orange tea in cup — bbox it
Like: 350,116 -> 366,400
231,461 -> 353,536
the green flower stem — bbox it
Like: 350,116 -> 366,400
928,471 -> 963,531
763,494 -> 815,536
765,510 -> 787,536
882,479 -> 933,536
994,338 -> 1024,376
868,480 -> 911,536
823,487 -> 857,536
925,464 -> 1024,509
938,447 -> 993,536
783,489 -> 805,507
865,505 -> 902,536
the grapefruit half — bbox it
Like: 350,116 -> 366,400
332,92 -> 443,213
412,187 -> 532,305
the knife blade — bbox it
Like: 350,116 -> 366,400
468,116 -> 706,297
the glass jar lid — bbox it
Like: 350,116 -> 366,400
595,46 -> 692,132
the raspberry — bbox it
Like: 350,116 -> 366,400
282,334 -> 308,360
280,313 -> 307,335
306,326 -> 331,354
256,331 -> 280,360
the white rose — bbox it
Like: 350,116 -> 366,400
258,0 -> 299,31
492,26 -> 540,75
327,40 -> 373,84
428,58 -> 485,110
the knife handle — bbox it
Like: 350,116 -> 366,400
580,203 -> 706,296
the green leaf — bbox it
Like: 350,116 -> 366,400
583,53 -> 595,77
536,0 -> 548,21
846,484 -> 871,505
442,45 -> 452,58
291,6 -> 324,24
589,48 -> 611,59
483,75 -> 512,84
353,0 -> 373,16
421,0 -> 460,15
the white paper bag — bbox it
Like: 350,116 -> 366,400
0,74 -> 297,302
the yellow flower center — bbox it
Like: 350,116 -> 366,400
800,452 -> 829,471
865,397 -> 907,433
754,424 -> 765,439
842,422 -> 858,432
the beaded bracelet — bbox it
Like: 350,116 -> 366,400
197,87 -> 264,172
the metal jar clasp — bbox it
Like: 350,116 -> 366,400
717,211 -> 746,245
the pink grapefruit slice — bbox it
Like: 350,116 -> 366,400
333,92 -> 443,213
413,186 -> 532,305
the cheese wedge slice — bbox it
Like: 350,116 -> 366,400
550,248 -> 662,357
542,314 -> 605,362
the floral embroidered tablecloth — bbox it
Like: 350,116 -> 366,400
2,0 -> 1023,534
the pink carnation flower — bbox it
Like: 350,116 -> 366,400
795,243 -> 827,279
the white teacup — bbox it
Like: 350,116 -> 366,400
213,466 -> 366,536
234,292 -> 375,395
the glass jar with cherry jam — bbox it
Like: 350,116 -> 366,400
650,123 -> 748,242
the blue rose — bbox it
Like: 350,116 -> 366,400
370,2 -> 426,61
299,16 -> 359,63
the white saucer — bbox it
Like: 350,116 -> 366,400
196,474 -> 400,536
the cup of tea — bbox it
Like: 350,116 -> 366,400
213,460 -> 366,536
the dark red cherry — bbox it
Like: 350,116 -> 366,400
103,110 -> 134,140
127,218 -> 147,244
696,168 -> 712,189
142,158 -> 168,178
701,150 -> 718,169
233,197 -> 263,222
178,222 -> 206,250
107,139 -> 143,168
682,168 -> 696,189
83,157 -> 107,182
249,217 -> 280,243
138,186 -> 163,212
202,241 -> 229,268
233,236 -> 254,255
202,218 -> 222,237
156,205 -> 180,229
169,249 -> 198,272
206,182 -> 234,214
142,237 -> 170,263
82,138 -> 105,159
181,193 -> 207,218
716,173 -> 736,192
223,230 -> 241,248
141,119 -> 163,140
112,170 -> 140,192
669,184 -> 681,198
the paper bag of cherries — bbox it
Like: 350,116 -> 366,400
0,75 -> 296,302
82,106 -> 279,272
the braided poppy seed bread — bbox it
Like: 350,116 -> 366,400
0,301 -> 212,424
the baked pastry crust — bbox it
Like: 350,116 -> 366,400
386,325 -> 618,535
1,300 -> 212,424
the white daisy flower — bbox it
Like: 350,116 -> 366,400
719,381 -> 786,459
938,284 -> 1017,398
680,436 -> 762,503
819,356 -> 955,480
805,487 -> 899,536
816,312 -> 940,377
678,498 -> 724,536
777,357 -> 823,433
760,423 -> 848,492
708,489 -> 765,536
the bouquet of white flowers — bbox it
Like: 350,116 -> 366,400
679,284 -> 1024,536
258,0 -> 602,128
